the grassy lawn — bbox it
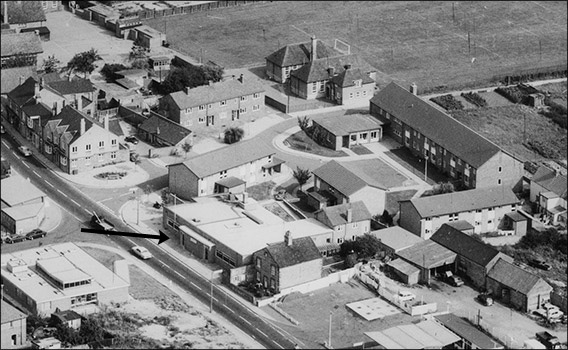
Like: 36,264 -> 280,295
146,1 -> 567,91
385,189 -> 418,217
82,247 -> 124,270
450,104 -> 567,162
284,130 -> 348,158
247,181 -> 276,201
345,158 -> 414,189
350,145 -> 374,155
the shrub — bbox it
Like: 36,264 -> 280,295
542,97 -> 567,129
461,92 -> 488,107
495,86 -> 528,104
430,94 -> 464,110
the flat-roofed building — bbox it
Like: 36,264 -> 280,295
0,243 -> 129,316
364,319 -> 461,349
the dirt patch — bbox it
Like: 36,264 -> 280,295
263,202 -> 296,222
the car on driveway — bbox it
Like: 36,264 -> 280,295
18,146 -> 32,156
398,290 -> 416,302
131,246 -> 153,260
476,293 -> 494,306
125,136 -> 139,144
528,259 -> 552,271
439,271 -> 464,287
5,235 -> 27,244
26,229 -> 47,240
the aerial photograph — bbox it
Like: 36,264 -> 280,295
1,1 -> 567,349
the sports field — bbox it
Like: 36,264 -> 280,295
145,1 -> 567,91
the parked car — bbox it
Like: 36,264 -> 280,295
528,259 -> 552,271
536,331 -> 562,349
131,246 -> 153,260
5,235 -> 27,244
398,291 -> 416,302
439,271 -> 464,287
476,293 -> 494,306
26,229 -> 47,240
274,189 -> 287,201
534,303 -> 564,321
18,146 -> 32,156
125,136 -> 139,144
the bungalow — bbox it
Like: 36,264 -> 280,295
159,75 -> 265,134
486,259 -> 553,312
1,32 -> 43,69
399,186 -> 522,239
138,112 -> 192,148
434,313 -> 505,349
530,166 -> 567,226
311,160 -> 387,215
431,224 -> 514,288
313,201 -> 372,255
168,140 -> 285,199
370,82 -> 524,189
252,233 -> 322,293
310,113 -> 383,150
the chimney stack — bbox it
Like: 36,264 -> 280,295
104,114 -> 109,131
328,67 -> 335,76
186,87 -> 191,95
238,74 -> 244,83
19,76 -> 24,86
77,96 -> 83,111
80,118 -> 85,136
346,208 -> 353,223
344,64 -> 352,70
310,36 -> 317,62
156,126 -> 160,135
410,83 -> 418,95
284,230 -> 293,246
34,80 -> 40,98
52,102 -> 57,116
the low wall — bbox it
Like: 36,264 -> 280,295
410,302 -> 437,316
551,291 -> 568,313
265,95 -> 287,113
148,146 -> 179,158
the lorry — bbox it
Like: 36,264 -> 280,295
91,212 -> 116,232
535,331 -> 561,350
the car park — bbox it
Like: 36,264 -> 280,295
131,246 -> 153,260
528,259 -> 552,271
125,136 -> 139,144
26,229 -> 47,240
18,146 -> 32,156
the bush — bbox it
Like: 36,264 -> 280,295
524,139 -> 563,159
542,97 -> 567,129
495,86 -> 528,104
461,92 -> 488,107
430,94 -> 464,110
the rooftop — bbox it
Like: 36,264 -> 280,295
435,313 -> 504,349
1,175 -> 46,207
330,67 -> 375,88
312,160 -> 369,196
264,236 -> 321,268
487,259 -> 552,295
138,112 -> 191,146
532,166 -> 567,200
408,186 -> 519,218
365,319 -> 461,349
2,202 -> 44,221
315,201 -> 372,227
1,1 -> 46,25
396,239 -> 456,269
291,54 -> 375,83
265,38 -> 340,67
46,78 -> 94,96
370,226 -> 424,252
313,113 -> 383,136
1,32 -> 43,57
0,66 -> 38,94
1,300 -> 27,324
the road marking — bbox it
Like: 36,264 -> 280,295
174,271 -> 186,279
57,189 -> 68,197
45,181 -> 55,188
119,192 -> 132,197
160,261 -> 172,269
273,341 -> 284,349
190,282 -> 202,291
1,140 -> 9,148
126,238 -> 136,245
70,199 -> 80,206
83,208 -> 92,215
239,316 -> 252,326
99,197 -> 115,203
14,154 -> 20,160
23,162 -> 30,168
213,297 -> 219,302
256,328 -> 267,338
33,170 -> 41,177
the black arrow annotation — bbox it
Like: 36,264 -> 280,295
81,228 -> 170,244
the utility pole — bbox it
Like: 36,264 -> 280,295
210,271 -> 213,313
424,156 -> 429,182
468,31 -> 471,54
328,311 -> 333,349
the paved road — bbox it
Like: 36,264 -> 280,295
2,128 -> 299,349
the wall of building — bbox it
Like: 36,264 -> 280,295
168,164 -> 200,200
1,316 -> 27,349
97,285 -> 130,308
476,152 -> 523,190
339,83 -> 374,106
399,201 -> 423,237
279,259 -> 323,290
350,187 -> 385,217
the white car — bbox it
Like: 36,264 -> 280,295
398,291 -> 416,302
18,146 -> 32,156
131,246 -> 153,260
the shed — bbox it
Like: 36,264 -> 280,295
386,258 -> 420,285
370,226 -> 423,256
396,239 -> 457,284
503,211 -> 528,236
364,319 -> 460,349
435,313 -> 504,349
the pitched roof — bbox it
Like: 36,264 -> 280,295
52,309 -> 82,322
370,82 -> 501,168
265,39 -> 337,67
46,78 -> 94,96
2,202 -> 44,221
138,113 -> 192,146
532,166 -> 567,200
20,26 -> 50,35
445,220 -> 475,232
396,240 -> 456,269
408,186 -> 519,218
386,258 -> 421,276
167,78 -> 264,110
291,54 -> 375,83
1,300 -> 27,324
431,224 -> 501,267
434,314 -> 504,349
487,259 -> 552,295
171,139 -> 275,178
316,201 -> 372,227
330,67 -> 375,87
314,113 -> 383,136
6,76 -> 36,107
265,236 -> 321,268
1,66 -> 38,94
370,226 -> 424,252
0,32 -> 43,57
22,101 -> 51,118
52,106 -> 94,144
1,1 -> 46,24
312,160 -> 368,196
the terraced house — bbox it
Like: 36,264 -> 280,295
370,82 -> 524,189
160,75 -> 265,134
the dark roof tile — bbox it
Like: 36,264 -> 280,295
265,39 -> 337,67
138,113 -> 191,146
487,259 -> 551,295
1,32 -> 43,57
46,78 -> 94,96
265,236 -> 321,268
431,224 -> 500,267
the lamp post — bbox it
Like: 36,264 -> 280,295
210,270 -> 213,313
131,188 -> 140,225
424,155 -> 429,182
328,310 -> 332,348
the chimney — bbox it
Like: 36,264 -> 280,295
156,126 -> 160,135
327,67 -> 335,76
52,102 -> 57,116
104,114 -> 109,131
284,230 -> 293,246
39,77 -> 44,89
77,96 -> 83,111
232,75 -> 235,80
238,74 -> 244,83
346,208 -> 353,223
19,76 -> 25,85
185,87 -> 190,95
34,80 -> 40,98
410,83 -> 418,95
80,118 -> 85,136
242,192 -> 248,203
344,64 -> 352,70
310,36 -> 317,62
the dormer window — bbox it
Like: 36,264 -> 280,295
354,79 -> 362,87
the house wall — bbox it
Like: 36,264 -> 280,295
339,82 -> 375,106
349,187 -> 385,216
1,317 -> 27,349
279,259 -> 323,290
265,60 -> 282,82
168,164 -> 200,200
530,181 -> 547,204
13,208 -> 45,235
525,281 -> 553,312
65,125 -> 125,174
253,249 -> 279,291
399,201 -> 424,238
486,277 -> 551,312
476,152 -> 523,189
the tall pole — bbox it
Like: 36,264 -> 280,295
210,271 -> 213,313
424,156 -> 428,183
137,190 -> 140,225
452,2 -> 455,23
328,311 -> 332,348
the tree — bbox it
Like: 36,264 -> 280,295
159,64 -> 225,95
67,48 -> 101,78
42,55 -> 61,73
297,116 -> 310,131
355,234 -> 382,259
224,127 -> 245,144
181,142 -> 193,158
424,181 -> 455,196
129,44 -> 149,70
293,166 -> 311,191
380,210 -> 393,227
2,53 -> 34,68
100,63 -> 127,82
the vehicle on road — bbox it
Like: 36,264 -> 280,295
91,212 -> 116,232
476,292 -> 494,306
131,246 -> 153,260
26,229 -> 47,240
18,146 -> 32,156
528,258 -> 552,271
125,136 -> 139,144
1,158 -> 11,179
5,235 -> 27,244
535,331 -> 561,349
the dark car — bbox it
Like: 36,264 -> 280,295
5,235 -> 27,244
125,136 -> 139,144
528,259 -> 552,271
476,293 -> 494,306
26,229 -> 47,240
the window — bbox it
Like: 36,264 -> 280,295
475,221 -> 481,226
270,265 -> 276,276
239,108 -> 247,114
241,96 -> 247,101
256,271 -> 260,281
11,334 -> 17,346
425,217 -> 432,221
363,90 -> 367,96
312,83 -> 317,93
270,278 -> 276,290
167,218 -> 180,230
498,179 -> 502,185
256,257 -> 262,268
498,166 -> 502,173
61,156 -> 67,166
208,104 -> 212,109
215,250 -> 236,267
512,204 -> 516,211
186,107 -> 192,113
199,105 -> 205,111
253,105 -> 260,111
352,222 -> 358,228
198,117 -> 205,123
219,170 -> 227,178
111,139 -> 117,146
356,91 -> 360,97
320,84 -> 324,92
354,79 -> 362,87
71,159 -> 77,168
99,141 -> 104,148
449,213 -> 458,222
326,238 -> 331,243
86,144 -> 91,151
45,144 -> 52,154
337,238 -> 344,244
349,92 -> 354,99
253,93 -> 260,99
85,157 -> 91,165
111,152 -> 117,159
220,100 -> 226,106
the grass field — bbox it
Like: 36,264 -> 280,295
145,1 -> 567,91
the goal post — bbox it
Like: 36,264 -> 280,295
334,39 -> 351,55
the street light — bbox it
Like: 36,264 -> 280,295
130,187 -> 139,225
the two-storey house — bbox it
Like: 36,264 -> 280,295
168,139 -> 285,199
160,75 -> 265,134
1,300 -> 28,349
314,201 -> 372,254
529,166 -> 567,226
252,232 -> 322,294
41,77 -> 96,116
328,66 -> 376,106
370,82 -> 524,189
399,186 -> 522,239
5,77 -> 43,135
